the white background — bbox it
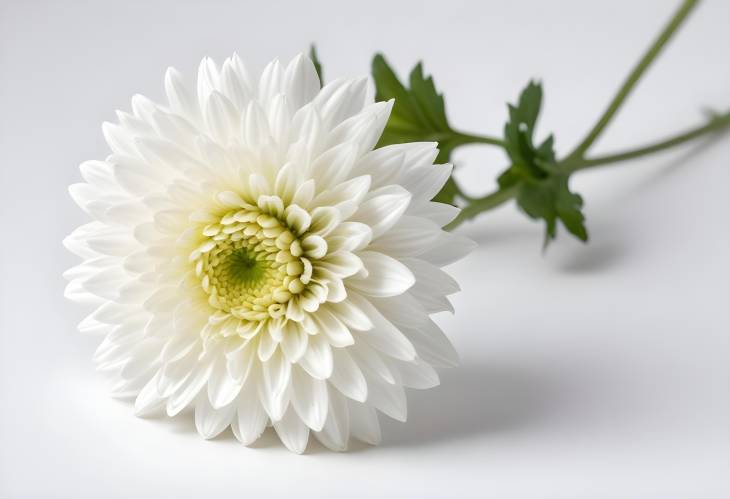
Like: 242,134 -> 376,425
1,1 -> 728,497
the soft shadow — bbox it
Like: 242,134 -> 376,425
555,239 -> 626,274
621,134 -> 726,199
462,223 -> 537,247
380,363 -> 555,448
134,406 -> 197,434
553,141 -> 717,274
114,361 -> 585,452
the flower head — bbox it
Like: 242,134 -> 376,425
64,53 -> 473,452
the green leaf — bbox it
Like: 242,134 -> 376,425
371,54 -> 456,203
309,44 -> 323,85
498,80 -> 588,245
516,176 -> 587,247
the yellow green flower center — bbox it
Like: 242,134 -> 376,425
189,203 -> 313,322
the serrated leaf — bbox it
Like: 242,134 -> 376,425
516,175 -> 588,246
371,54 -> 456,203
499,80 -> 588,245
514,80 -> 542,133
409,63 -> 450,131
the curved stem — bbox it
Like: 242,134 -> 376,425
564,0 -> 699,163
445,186 -> 517,231
566,111 -> 730,171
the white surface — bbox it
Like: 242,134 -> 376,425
1,0 -> 729,497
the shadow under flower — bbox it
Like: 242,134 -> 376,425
379,362 -> 556,449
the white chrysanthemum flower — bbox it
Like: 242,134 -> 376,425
64,53 -> 473,453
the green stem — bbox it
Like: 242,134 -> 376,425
566,111 -> 730,171
445,186 -> 517,230
564,0 -> 699,163
449,130 -> 506,147
446,111 -> 730,231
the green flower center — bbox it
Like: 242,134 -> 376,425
226,248 -> 266,284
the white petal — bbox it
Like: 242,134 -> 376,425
280,321 -> 308,362
290,365 -> 328,431
329,348 -> 367,402
79,160 -> 116,190
417,231 -> 477,266
347,292 -> 417,361
310,142 -> 359,192
291,178 -> 316,208
241,101 -> 271,148
365,374 -> 407,422
389,358 -> 440,389
197,57 -> 220,111
314,390 -> 350,451
63,222 -> 103,258
258,58 -> 284,107
314,307 -> 354,348
204,90 -> 239,144
257,329 -> 278,361
272,407 -> 309,454
284,204 -> 312,235
165,66 -> 200,123
352,145 -> 406,189
68,183 -> 108,219
313,175 -> 371,211
167,361 -> 214,417
158,353 -> 196,397
369,216 -> 442,258
316,78 -> 368,130
268,93 -> 291,149
317,252 -> 363,279
106,201 -> 149,227
262,350 -> 291,400
297,333 -> 333,380
349,341 -> 395,385
227,342 -> 256,382
207,358 -> 244,409
121,339 -> 161,379
102,122 -> 137,156
195,393 -> 236,440
284,53 -> 320,112
84,231 -> 137,257
309,206 -> 341,237
326,222 -> 372,253
220,56 -> 252,110
347,251 -> 415,298
400,318 -> 459,368
326,301 -> 373,332
233,372 -> 269,445
302,234 -> 328,259
400,163 -> 453,200
290,104 -> 324,161
348,399 -> 381,445
259,351 -> 291,420
112,159 -> 161,195
327,100 -> 392,156
81,267 -> 131,300
133,370 -> 164,416
351,185 -> 411,239
368,292 -> 429,329
407,199 -> 460,227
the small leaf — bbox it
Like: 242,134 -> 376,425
309,44 -> 323,85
